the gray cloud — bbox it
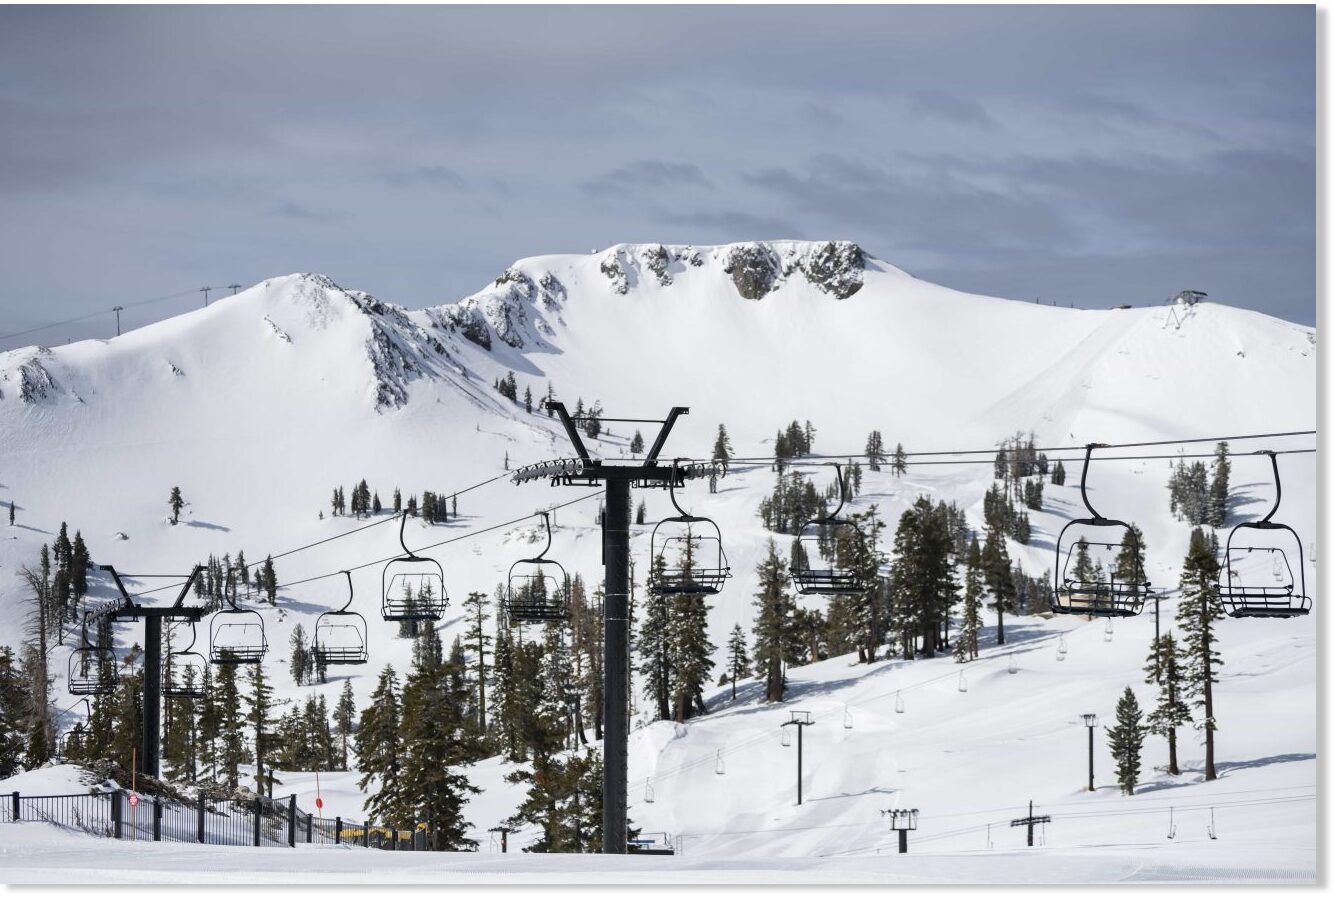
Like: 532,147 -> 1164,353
0,4 -> 1313,343
582,161 -> 713,199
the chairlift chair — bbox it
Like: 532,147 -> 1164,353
382,512 -> 448,622
791,463 -> 867,596
895,691 -> 905,714
210,590 -> 268,665
1052,444 -> 1149,618
68,614 -> 114,696
1217,451 -> 1310,619
163,620 -> 208,699
506,512 -> 570,623
648,462 -> 731,596
313,571 -> 370,666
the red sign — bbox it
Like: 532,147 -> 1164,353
127,793 -> 139,808
315,797 -> 324,810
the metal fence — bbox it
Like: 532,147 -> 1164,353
2,789 -> 391,849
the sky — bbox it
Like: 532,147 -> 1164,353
0,5 -> 1315,347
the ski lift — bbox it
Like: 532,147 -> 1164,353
715,750 -> 726,775
209,589 -> 268,665
1217,451 -> 1310,619
1008,652 -> 1018,674
648,462 -> 731,596
1052,444 -> 1149,617
163,620 -> 207,699
1104,619 -> 1114,643
958,672 -> 968,693
313,571 -> 370,666
895,691 -> 905,714
382,512 -> 448,622
843,704 -> 853,729
790,463 -> 867,596
506,512 -> 569,623
1207,808 -> 1218,840
645,778 -> 655,804
781,727 -> 792,747
1056,634 -> 1068,660
1166,807 -> 1177,840
68,613 -> 114,696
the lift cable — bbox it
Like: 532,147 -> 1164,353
688,428 -> 1316,466
114,469 -> 516,601
0,288 -> 201,344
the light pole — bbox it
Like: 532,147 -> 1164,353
781,710 -> 814,805
1082,713 -> 1098,792
112,306 -> 124,336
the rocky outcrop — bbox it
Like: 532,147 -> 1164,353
722,243 -> 783,300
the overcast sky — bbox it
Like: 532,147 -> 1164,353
0,5 -> 1315,346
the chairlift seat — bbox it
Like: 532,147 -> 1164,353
506,561 -> 569,623
647,488 -> 731,596
68,648 -> 114,696
789,465 -> 867,597
382,514 -> 448,622
314,572 -> 370,665
1052,528 -> 1149,617
164,620 -> 207,698
1218,514 -> 1310,619
210,606 -> 268,665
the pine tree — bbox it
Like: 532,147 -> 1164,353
724,624 -> 749,699
393,488 -> 402,513
1144,633 -> 1191,776
169,486 -> 184,525
712,425 -> 733,475
524,385 -> 533,414
462,591 -> 491,734
1177,527 -> 1223,781
357,666 -> 406,825
334,680 -> 356,771
1208,442 -> 1230,528
635,500 -> 646,525
637,558 -> 674,721
752,540 -> 796,702
214,663 -> 248,788
399,635 -> 479,849
1051,458 -> 1066,486
1106,686 -> 1146,795
865,430 -> 886,471
981,526 -> 1015,645
7,503 -> 13,526
892,443 -> 907,477
289,624 -> 309,686
630,430 -> 645,455
0,647 -> 28,777
954,537 -> 983,663
246,664 -> 274,795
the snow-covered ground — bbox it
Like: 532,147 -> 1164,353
0,241 -> 1317,882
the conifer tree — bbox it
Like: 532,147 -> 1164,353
214,663 -> 248,788
289,624 -> 310,686
954,536 -> 983,662
169,486 -> 184,525
1051,458 -> 1066,486
1208,442 -> 1230,528
524,385 -> 533,414
712,425 -> 733,475
334,680 -> 356,771
246,664 -> 274,795
7,503 -> 13,526
630,430 -> 645,455
0,647 -> 29,777
1144,633 -> 1191,776
399,635 -> 479,849
865,430 -> 886,471
725,624 -> 749,699
892,443 -> 908,477
637,556 -> 674,721
357,666 -> 406,824
982,526 -> 1015,645
1106,686 -> 1146,795
462,591 -> 491,734
1177,527 -> 1223,780
752,540 -> 796,702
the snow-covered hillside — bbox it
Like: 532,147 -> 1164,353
0,241 -> 1317,874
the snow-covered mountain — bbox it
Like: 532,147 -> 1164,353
0,241 -> 1317,865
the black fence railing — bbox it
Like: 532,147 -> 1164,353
4,789 -> 450,851
2,789 -> 397,849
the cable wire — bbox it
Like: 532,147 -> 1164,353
0,289 -> 200,344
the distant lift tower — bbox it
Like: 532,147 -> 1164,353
511,401 -> 714,854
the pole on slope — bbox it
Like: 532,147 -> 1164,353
1082,713 -> 1098,792
781,711 -> 814,805
1010,800 -> 1050,848
113,306 -> 124,336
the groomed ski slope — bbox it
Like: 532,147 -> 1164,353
0,243 -> 1316,881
